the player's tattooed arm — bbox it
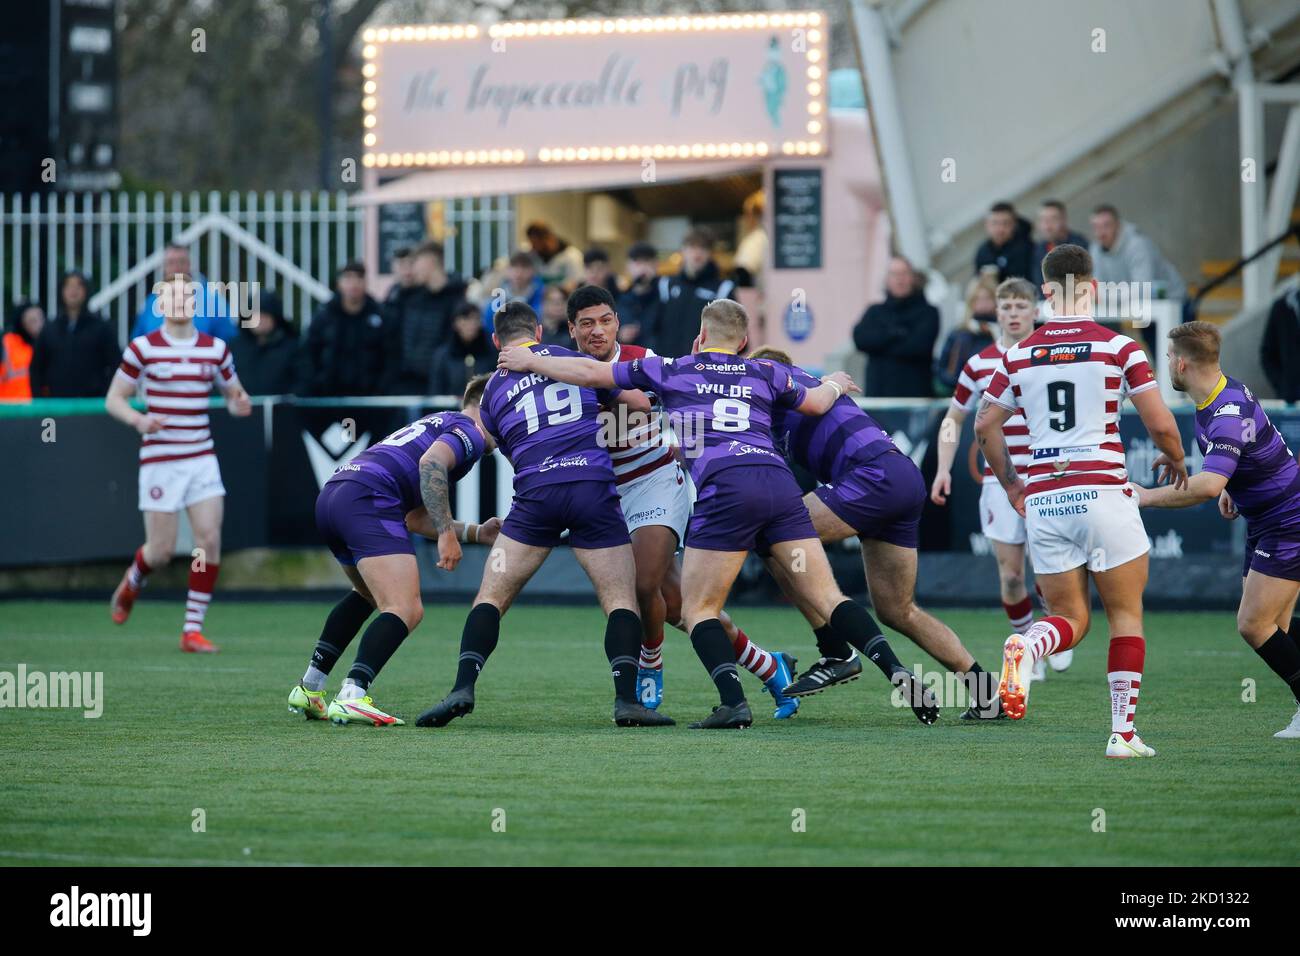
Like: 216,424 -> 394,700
418,453 -> 455,534
974,399 -> 1025,514
419,441 -> 464,571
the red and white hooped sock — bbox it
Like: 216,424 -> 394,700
1107,635 -> 1145,739
126,547 -> 152,590
733,629 -> 777,681
183,563 -> 220,634
1003,596 -> 1034,635
638,632 -> 664,671
1022,615 -> 1073,664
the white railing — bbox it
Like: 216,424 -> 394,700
0,190 -> 364,344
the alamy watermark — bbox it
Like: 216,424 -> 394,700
0,665 -> 103,718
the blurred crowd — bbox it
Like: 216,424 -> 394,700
5,199 -> 1297,404
0,217 -> 759,401
854,198 -> 1192,398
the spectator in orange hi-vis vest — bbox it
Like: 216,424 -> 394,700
0,301 -> 45,400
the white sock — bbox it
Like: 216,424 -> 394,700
337,678 -> 366,701
301,666 -> 328,692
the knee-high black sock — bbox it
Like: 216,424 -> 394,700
814,623 -> 853,660
1256,630 -> 1300,702
690,619 -> 746,707
605,608 -> 642,703
830,600 -> 905,678
1289,618 -> 1300,655
310,590 -> 374,676
453,603 -> 501,692
345,612 -> 410,690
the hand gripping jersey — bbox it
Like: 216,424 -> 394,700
115,329 -> 239,464
328,411 -> 486,512
1197,374 -> 1300,535
953,341 -> 1031,484
983,317 -> 1156,496
611,350 -> 806,486
479,343 -> 619,493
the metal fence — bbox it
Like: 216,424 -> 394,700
0,190 -> 516,345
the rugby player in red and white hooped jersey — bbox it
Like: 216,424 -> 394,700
975,244 -> 1186,758
564,285 -> 799,718
932,278 -> 1073,683
106,273 -> 253,653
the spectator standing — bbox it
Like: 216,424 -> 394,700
1030,199 -> 1088,284
582,248 -> 621,298
1089,204 -> 1187,302
31,271 -> 121,397
428,301 -> 497,397
539,285 -> 572,347
229,290 -> 305,395
0,301 -> 45,400
132,242 -> 237,341
974,201 -> 1036,282
482,251 -> 544,333
382,245 -> 421,321
394,241 -> 469,394
303,261 -> 397,397
933,275 -> 998,395
652,227 -> 736,357
852,255 -> 940,398
525,221 -> 585,289
616,241 -> 661,344
1262,284 -> 1300,402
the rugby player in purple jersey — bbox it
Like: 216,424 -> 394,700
416,301 -> 673,729
288,376 -> 500,726
1135,322 -> 1300,738
748,346 -> 1002,719
500,298 -> 938,728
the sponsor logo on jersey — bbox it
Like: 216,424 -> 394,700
450,427 -> 475,457
1030,343 -> 1092,365
1042,327 -> 1082,336
538,453 -> 590,472
1209,442 -> 1241,456
1213,402 -> 1242,418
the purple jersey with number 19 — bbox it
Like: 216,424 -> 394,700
479,343 -> 620,494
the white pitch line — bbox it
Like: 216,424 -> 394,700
0,848 -> 315,867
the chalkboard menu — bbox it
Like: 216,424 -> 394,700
377,201 -> 427,271
772,168 -> 822,270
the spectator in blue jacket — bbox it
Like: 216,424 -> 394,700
131,243 -> 237,341
482,251 -> 544,333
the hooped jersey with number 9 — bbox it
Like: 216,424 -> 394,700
479,342 -> 620,494
982,316 -> 1157,496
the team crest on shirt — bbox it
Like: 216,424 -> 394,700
1030,343 -> 1092,365
1213,402 -> 1241,418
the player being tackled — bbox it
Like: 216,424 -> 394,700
499,298 -> 937,728
416,302 -> 672,730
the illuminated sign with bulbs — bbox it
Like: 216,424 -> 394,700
361,12 -> 828,170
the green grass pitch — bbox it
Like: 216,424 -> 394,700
0,599 -> 1296,866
